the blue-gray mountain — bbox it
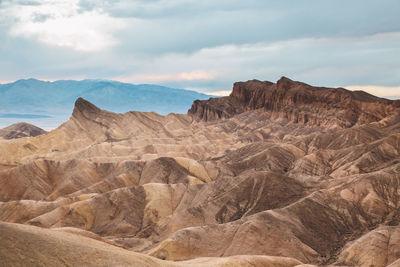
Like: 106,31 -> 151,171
0,79 -> 210,129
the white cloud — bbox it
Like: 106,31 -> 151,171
5,0 -> 125,51
117,70 -> 218,83
207,90 -> 231,96
345,85 -> 400,98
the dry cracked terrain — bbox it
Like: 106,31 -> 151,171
1,77 -> 400,267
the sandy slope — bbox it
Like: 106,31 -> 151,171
0,77 -> 399,266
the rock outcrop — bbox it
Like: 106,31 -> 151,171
0,122 -> 46,139
189,77 -> 400,128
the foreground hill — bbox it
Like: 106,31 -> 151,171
0,122 -> 46,140
1,222 -> 299,267
0,78 -> 209,129
0,77 -> 399,266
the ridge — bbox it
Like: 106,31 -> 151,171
189,77 -> 400,128
72,97 -> 102,119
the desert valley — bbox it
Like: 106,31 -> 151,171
0,77 -> 399,266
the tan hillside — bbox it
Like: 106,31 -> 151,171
1,77 -> 399,266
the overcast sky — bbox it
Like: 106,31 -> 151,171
0,0 -> 399,96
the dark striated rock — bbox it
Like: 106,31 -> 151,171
0,122 -> 47,139
188,98 -> 242,121
72,97 -> 103,120
189,77 -> 400,128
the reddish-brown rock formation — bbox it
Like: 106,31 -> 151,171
189,77 -> 400,128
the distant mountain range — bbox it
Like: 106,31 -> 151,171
0,79 -> 211,129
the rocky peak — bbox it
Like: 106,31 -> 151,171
230,80 -> 273,105
276,76 -> 298,89
72,97 -> 102,120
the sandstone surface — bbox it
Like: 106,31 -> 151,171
1,77 -> 399,266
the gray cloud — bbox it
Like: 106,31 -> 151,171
15,0 -> 41,6
32,12 -> 51,22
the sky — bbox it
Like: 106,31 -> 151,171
0,0 -> 399,97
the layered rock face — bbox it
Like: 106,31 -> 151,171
0,78 -> 400,267
189,77 -> 400,128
